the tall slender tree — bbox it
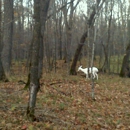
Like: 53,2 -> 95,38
101,0 -> 114,73
0,0 -> 7,81
27,0 -> 41,121
62,0 -> 80,73
38,0 -> 50,78
70,0 -> 105,75
27,0 -> 50,121
2,0 -> 13,76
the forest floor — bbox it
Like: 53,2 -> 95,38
0,61 -> 130,130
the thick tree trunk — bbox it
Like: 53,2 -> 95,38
0,0 -> 7,81
2,0 -> 13,76
120,19 -> 130,77
0,59 -> 7,81
27,0 -> 41,121
69,0 -> 105,75
27,0 -> 50,121
69,31 -> 87,75
38,0 -> 50,78
101,43 -> 109,73
120,42 -> 130,77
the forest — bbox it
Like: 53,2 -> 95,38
0,0 -> 130,129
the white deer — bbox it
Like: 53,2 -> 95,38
78,65 -> 98,80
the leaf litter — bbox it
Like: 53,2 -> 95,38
0,73 -> 130,129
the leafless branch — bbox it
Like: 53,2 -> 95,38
47,0 -> 77,19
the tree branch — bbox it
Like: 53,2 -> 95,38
47,0 -> 77,19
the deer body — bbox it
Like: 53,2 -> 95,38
78,66 -> 98,80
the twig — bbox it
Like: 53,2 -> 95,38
47,0 -> 76,19
49,81 -> 62,85
51,86 -> 71,96
37,113 -> 74,127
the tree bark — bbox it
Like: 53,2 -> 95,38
120,20 -> 130,77
0,0 -> 7,81
27,0 -> 41,121
2,0 -> 13,76
58,12 -> 63,60
120,43 -> 130,77
38,0 -> 50,78
69,31 -> 88,75
27,0 -> 50,121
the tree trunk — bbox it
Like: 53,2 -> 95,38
27,0 -> 50,121
101,43 -> 109,73
2,0 -> 13,76
27,0 -> 41,121
58,12 -> 63,60
69,0 -> 105,75
38,0 -> 50,78
120,43 -> 130,77
120,19 -> 130,77
69,31 -> 88,75
101,0 -> 113,73
0,0 -> 7,81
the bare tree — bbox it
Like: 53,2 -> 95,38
101,0 -> 114,73
91,2 -> 99,100
26,0 -> 41,121
120,19 -> 130,77
70,0 -> 105,75
38,0 -> 50,78
58,11 -> 63,60
0,0 -> 7,81
2,0 -> 13,76
27,0 -> 50,121
62,0 -> 80,62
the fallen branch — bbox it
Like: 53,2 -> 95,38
51,86 -> 71,96
49,81 -> 62,85
37,113 -> 74,127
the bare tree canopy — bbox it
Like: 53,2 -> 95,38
70,0 -> 106,75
